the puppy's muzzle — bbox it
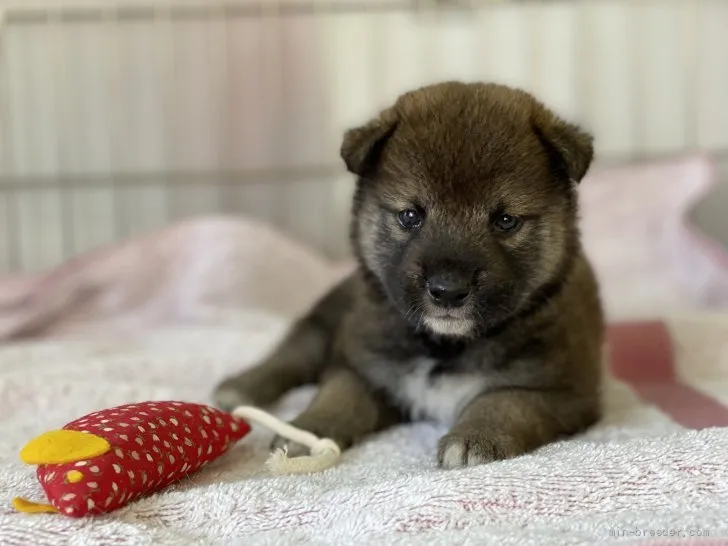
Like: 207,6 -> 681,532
425,272 -> 472,309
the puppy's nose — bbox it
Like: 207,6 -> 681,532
426,274 -> 471,308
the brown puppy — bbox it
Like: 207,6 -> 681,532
214,81 -> 604,468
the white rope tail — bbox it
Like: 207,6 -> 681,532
232,406 -> 341,475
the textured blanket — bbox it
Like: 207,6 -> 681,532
1,311 -> 728,545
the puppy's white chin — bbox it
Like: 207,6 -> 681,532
423,316 -> 476,338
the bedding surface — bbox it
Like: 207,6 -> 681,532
1,311 -> 728,546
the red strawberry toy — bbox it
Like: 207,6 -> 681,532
13,401 -> 250,517
12,401 -> 341,518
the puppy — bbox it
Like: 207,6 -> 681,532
214,81 -> 605,468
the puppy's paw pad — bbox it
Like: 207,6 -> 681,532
437,431 -> 524,469
212,385 -> 255,412
270,435 -> 309,459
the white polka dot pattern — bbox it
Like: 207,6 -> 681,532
34,401 -> 250,517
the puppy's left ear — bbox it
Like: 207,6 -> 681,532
340,109 -> 398,178
532,108 -> 594,183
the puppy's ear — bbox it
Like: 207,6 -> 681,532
532,108 -> 594,183
340,109 -> 398,178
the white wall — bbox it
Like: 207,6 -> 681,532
1,0 -> 727,272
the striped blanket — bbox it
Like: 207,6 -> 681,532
1,311 -> 727,545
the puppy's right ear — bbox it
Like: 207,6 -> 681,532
340,110 -> 398,178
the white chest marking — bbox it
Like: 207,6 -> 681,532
399,359 -> 488,426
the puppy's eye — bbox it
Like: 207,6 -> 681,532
493,214 -> 522,233
397,208 -> 424,230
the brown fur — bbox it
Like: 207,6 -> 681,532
214,81 -> 605,468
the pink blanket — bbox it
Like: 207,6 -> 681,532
0,216 -> 350,341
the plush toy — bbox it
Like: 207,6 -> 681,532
12,401 -> 341,518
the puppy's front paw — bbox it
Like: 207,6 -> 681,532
270,434 -> 310,458
437,430 -> 525,469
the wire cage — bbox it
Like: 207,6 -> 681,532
0,0 -> 727,274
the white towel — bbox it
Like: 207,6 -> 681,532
1,311 -> 728,545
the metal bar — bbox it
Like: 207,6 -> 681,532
682,0 -> 700,150
3,2 -> 416,24
50,7 -> 77,262
104,13 -> 127,240
2,145 -> 728,191
158,5 -> 176,223
0,12 -> 21,271
0,165 -> 350,189
0,0 -> 548,24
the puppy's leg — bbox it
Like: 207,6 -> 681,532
271,366 -> 401,457
213,275 -> 355,411
437,389 -> 599,469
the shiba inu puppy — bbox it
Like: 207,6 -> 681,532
214,81 -> 604,468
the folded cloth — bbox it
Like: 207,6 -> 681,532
0,215 -> 350,341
